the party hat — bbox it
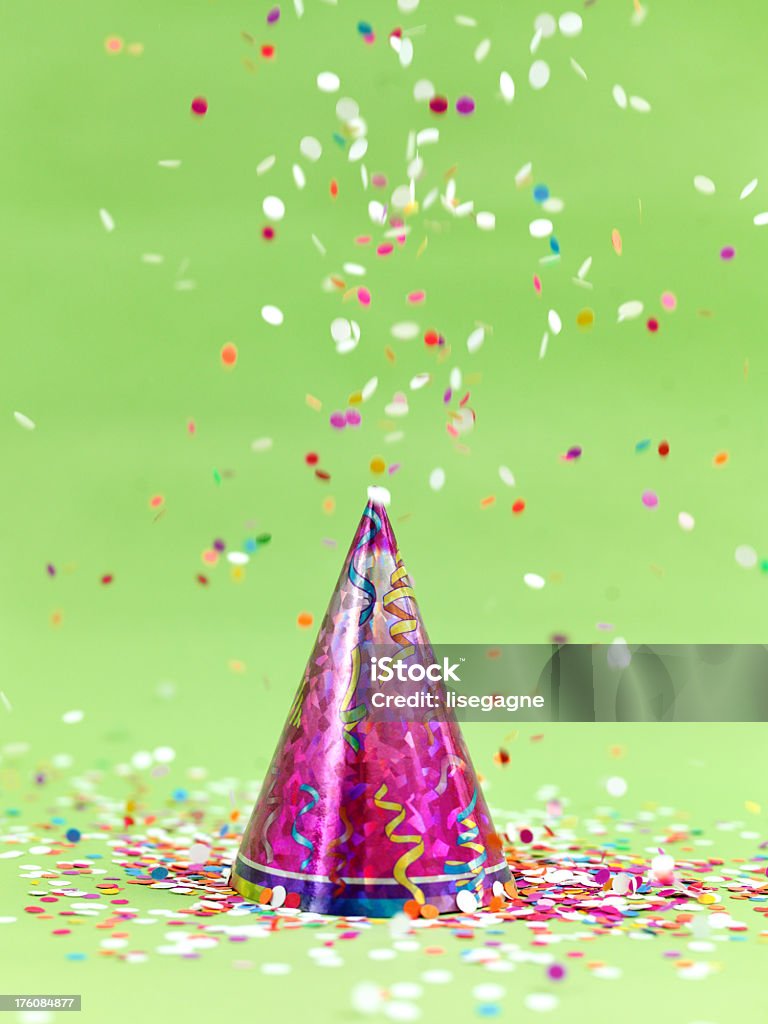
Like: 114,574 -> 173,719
229,489 -> 510,916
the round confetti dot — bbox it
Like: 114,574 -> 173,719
524,994 -> 559,1013
713,451 -> 729,466
297,611 -> 314,628
62,710 -> 84,724
528,60 -> 550,90
261,305 -> 284,326
105,36 -> 123,53
693,174 -> 716,195
646,318 -> 659,332
512,499 -> 526,515
720,246 -> 735,260
305,452 -> 319,466
151,867 -> 168,880
678,511 -> 695,531
263,196 -> 285,222
262,226 -> 275,241
735,545 -> 758,569
547,964 -> 566,981
270,885 -> 287,908
456,96 -> 475,115
534,13 -> 557,37
533,184 -> 550,202
661,291 -> 677,310
330,411 -> 345,429
473,984 -> 506,1002
221,342 -> 237,366
641,490 -> 659,508
420,903 -> 439,919
429,96 -> 448,114
284,892 -> 301,910
429,468 -> 446,491
261,44 -> 275,58
456,889 -> 478,913
523,573 -> 545,590
529,218 -> 553,238
346,409 -> 362,427
558,11 -> 582,36
317,71 -> 340,93
65,828 -> 81,842
370,457 -> 386,475
606,776 -> 627,797
190,96 -> 208,116
576,308 -> 595,328
658,440 -> 670,456
519,828 -> 534,844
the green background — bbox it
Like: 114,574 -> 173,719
2,0 -> 766,1020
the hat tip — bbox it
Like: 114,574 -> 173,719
367,485 -> 391,507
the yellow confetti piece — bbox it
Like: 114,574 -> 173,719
746,800 -> 761,815
305,394 -> 322,411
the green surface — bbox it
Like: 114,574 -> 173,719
2,0 -> 767,1021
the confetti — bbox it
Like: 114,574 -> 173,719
261,305 -> 284,326
528,60 -> 550,90
499,72 -> 515,102
523,573 -> 545,590
13,411 -> 35,430
99,208 -> 115,232
693,174 -> 716,195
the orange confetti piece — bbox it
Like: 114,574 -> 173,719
297,612 -> 314,629
330,179 -> 338,198
611,228 -> 622,255
480,495 -> 496,508
403,899 -> 422,919
713,451 -> 729,466
420,903 -> 440,919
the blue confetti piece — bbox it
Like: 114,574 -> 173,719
533,184 -> 550,202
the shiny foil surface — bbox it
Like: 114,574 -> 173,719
230,498 -> 510,915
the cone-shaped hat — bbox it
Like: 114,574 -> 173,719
229,492 -> 510,915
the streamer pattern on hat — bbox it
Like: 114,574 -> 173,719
291,784 -> 320,870
373,783 -> 425,904
445,787 -> 487,893
348,506 -> 381,627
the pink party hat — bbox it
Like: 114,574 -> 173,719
229,490 -> 510,915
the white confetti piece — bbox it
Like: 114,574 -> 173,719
361,377 -> 378,401
607,638 -> 631,670
474,38 -> 491,62
530,27 -> 543,54
413,79 -> 435,102
740,177 -> 758,199
256,154 -> 276,176
158,159 -> 181,169
299,136 -> 322,162
570,57 -> 588,80
735,545 -> 758,568
391,321 -> 419,341
383,1004 -> 420,1022
473,984 -> 506,1002
498,466 -> 515,486
525,993 -> 558,1012
558,11 -> 582,36
548,309 -> 562,334
534,12 -> 556,37
62,709 -> 84,724
429,468 -> 446,492
270,885 -> 287,908
311,234 -> 326,256
629,95 -> 651,112
261,962 -> 291,975
456,889 -> 478,913
476,211 -> 495,231
317,71 -> 340,93
455,14 -> 476,27
261,305 -> 284,326
499,72 -> 515,102
410,373 -> 430,390
515,161 -> 533,186
13,411 -> 35,430
693,174 -> 716,195
576,256 -> 592,279
529,218 -> 553,238
292,164 -> 306,189
539,331 -> 549,359
348,138 -> 368,162
99,208 -> 115,232
753,211 -> 768,225
415,127 -> 439,146
251,437 -> 273,452
336,97 -> 359,121
467,326 -> 485,353
606,776 -> 628,797
263,195 -> 285,220
612,84 -> 628,109
0,691 -> 11,712
524,573 -> 545,590
153,746 -> 175,763
528,60 -> 550,90
617,299 -> 644,322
